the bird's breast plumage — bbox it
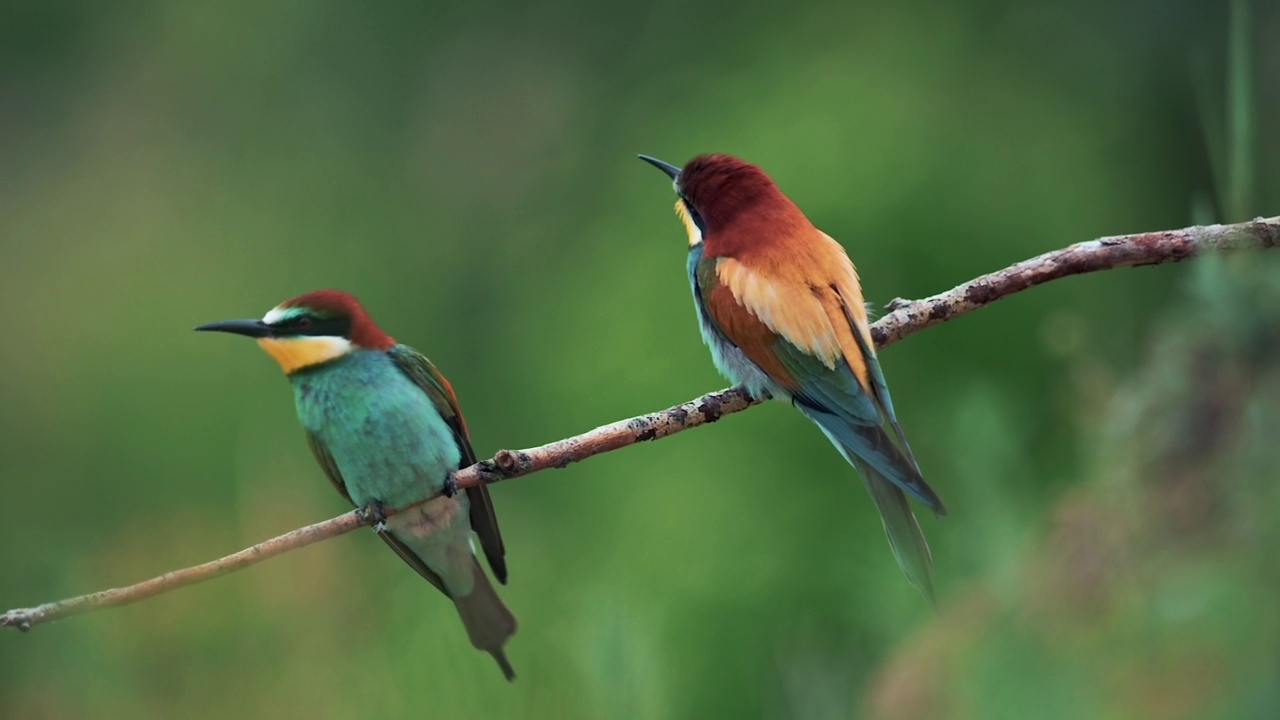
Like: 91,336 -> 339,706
290,349 -> 463,509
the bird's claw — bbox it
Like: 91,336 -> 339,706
442,473 -> 459,498
363,499 -> 390,529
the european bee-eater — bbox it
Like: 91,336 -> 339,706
196,289 -> 517,678
639,153 -> 947,603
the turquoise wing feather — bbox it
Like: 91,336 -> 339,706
771,339 -> 945,514
388,344 -> 508,584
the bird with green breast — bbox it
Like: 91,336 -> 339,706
197,289 -> 517,679
639,153 -> 947,603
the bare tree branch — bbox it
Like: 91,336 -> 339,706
0,511 -> 375,631
4,216 -> 1277,631
872,216 -> 1280,347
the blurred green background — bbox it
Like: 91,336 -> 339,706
2,0 -> 1278,717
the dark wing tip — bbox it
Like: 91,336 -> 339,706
492,650 -> 517,682
913,475 -> 948,516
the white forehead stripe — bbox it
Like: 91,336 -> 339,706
262,305 -> 302,325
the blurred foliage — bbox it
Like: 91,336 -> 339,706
866,255 -> 1280,720
1,0 -> 1277,718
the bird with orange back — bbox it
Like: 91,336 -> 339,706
639,153 -> 947,603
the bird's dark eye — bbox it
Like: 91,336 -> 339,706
296,316 -> 313,330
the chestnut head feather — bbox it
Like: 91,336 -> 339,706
678,154 -> 783,225
269,289 -> 396,351
639,153 -> 810,252
195,289 -> 396,375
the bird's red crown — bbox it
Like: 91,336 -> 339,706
678,154 -> 811,255
281,289 -> 396,350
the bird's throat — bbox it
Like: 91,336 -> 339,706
675,199 -> 703,247
257,336 -> 353,374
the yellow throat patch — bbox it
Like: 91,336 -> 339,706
257,336 -> 353,374
675,199 -> 702,247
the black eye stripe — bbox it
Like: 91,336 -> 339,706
272,313 -> 351,337
681,197 -> 707,234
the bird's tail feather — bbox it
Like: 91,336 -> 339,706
808,417 -> 938,604
803,407 -> 947,515
850,455 -> 937,605
453,559 -> 518,681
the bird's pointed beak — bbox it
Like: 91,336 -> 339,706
194,319 -> 274,338
638,154 -> 681,181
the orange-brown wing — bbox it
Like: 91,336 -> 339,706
699,235 -> 946,513
697,260 -> 800,391
713,231 -> 874,390
700,247 -> 881,425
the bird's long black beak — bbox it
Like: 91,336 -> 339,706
194,319 -> 274,338
638,154 -> 681,180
